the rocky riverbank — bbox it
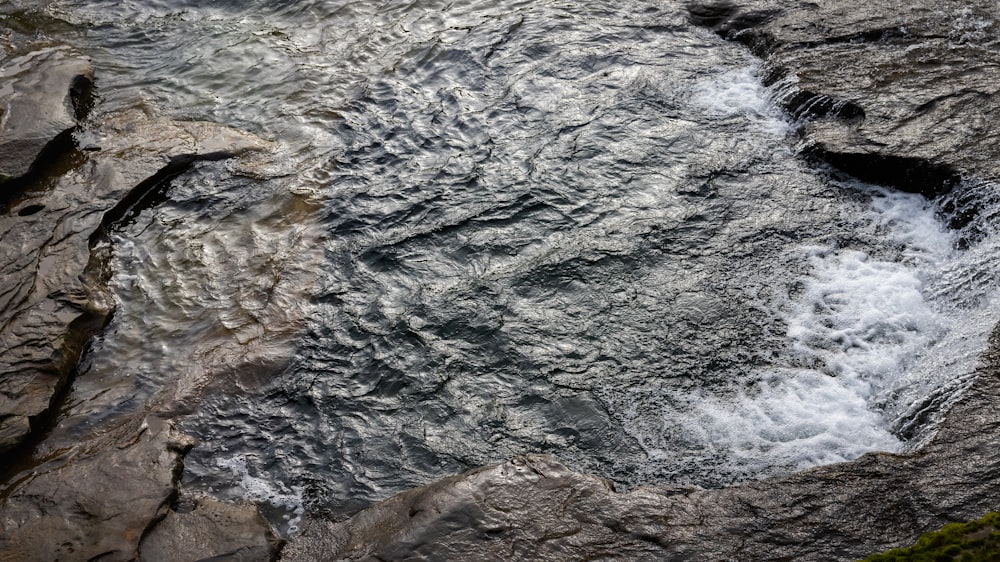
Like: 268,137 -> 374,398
0,26 -> 281,561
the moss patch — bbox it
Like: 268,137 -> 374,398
861,512 -> 1000,562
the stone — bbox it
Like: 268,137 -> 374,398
0,25 -> 280,562
139,496 -> 283,562
0,102 -> 271,456
688,0 -> 1000,189
0,416 -> 194,562
0,42 -> 93,185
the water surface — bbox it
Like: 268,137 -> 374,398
12,0 -> 1000,531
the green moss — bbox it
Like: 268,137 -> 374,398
861,512 -> 1000,562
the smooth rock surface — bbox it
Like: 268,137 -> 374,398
139,496 -> 283,562
0,103 -> 270,456
0,29 -> 278,558
0,416 -> 193,562
0,41 -> 93,184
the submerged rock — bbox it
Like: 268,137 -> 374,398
0,103 -> 269,457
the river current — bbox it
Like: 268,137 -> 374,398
12,0 -> 1000,533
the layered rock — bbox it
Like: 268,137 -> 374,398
0,101 -> 269,456
689,0 -> 1000,192
140,496 -> 284,562
0,41 -> 93,188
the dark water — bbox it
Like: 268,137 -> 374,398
10,0 -> 1000,533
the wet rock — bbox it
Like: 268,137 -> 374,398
0,42 -> 93,187
0,104 -> 275,560
0,416 -> 194,562
0,105 -> 269,457
689,0 -> 1000,188
139,496 -> 283,562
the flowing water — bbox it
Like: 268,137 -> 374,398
8,0 -> 1000,534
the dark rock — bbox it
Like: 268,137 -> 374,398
0,103 -> 277,560
0,42 -> 93,187
0,105 -> 269,457
0,416 -> 194,562
139,497 -> 284,562
688,0 -> 1000,190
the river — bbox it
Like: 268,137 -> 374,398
15,0 -> 1000,535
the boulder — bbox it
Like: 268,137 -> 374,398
0,417 -> 194,562
139,496 -> 283,562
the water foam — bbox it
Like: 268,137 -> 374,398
630,185 -> 989,479
689,66 -> 790,137
216,455 -> 306,535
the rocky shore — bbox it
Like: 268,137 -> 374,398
1,1 -> 998,561
0,29 -> 281,562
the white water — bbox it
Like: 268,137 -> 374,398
216,455 -> 306,535
630,183 -> 997,478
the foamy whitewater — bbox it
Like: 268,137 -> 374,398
216,456 -> 305,535
615,67 -> 1000,479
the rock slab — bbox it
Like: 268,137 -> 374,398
0,43 -> 93,183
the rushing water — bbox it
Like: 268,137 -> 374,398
10,0 -> 1000,533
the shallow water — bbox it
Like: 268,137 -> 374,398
10,0 -> 1000,532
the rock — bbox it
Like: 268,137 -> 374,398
0,103 -> 277,559
0,42 -> 93,186
139,496 -> 283,562
688,0 -> 1000,189
0,416 -> 194,562
0,102 -> 271,457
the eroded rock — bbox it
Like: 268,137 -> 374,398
0,416 -> 193,562
0,101 -> 272,456
0,42 -> 93,186
139,496 -> 283,562
0,103 -> 278,561
689,0 -> 1000,188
